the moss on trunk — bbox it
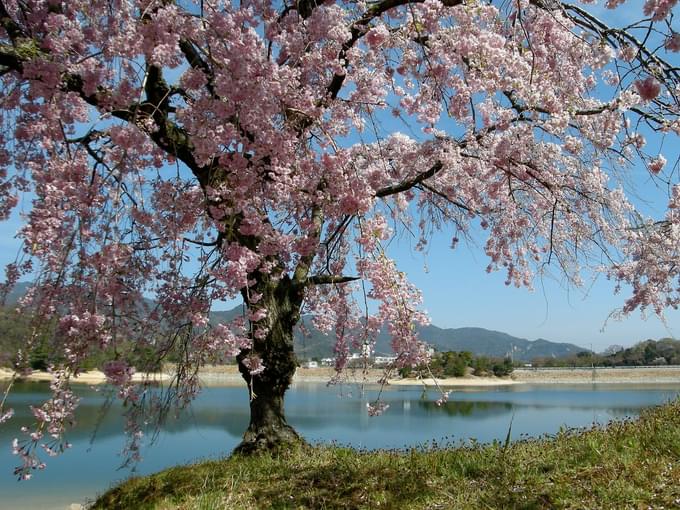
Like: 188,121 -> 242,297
234,275 -> 305,454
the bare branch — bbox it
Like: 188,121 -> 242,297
417,182 -> 477,214
308,275 -> 360,285
375,161 -> 444,198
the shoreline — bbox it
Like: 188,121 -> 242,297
0,368 -> 172,385
511,366 -> 680,385
1,365 -> 679,387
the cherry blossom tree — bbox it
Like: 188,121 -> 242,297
0,0 -> 678,478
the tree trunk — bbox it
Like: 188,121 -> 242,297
234,275 -> 304,454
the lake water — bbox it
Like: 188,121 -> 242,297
1,381 -> 679,509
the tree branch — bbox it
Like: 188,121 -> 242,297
559,1 -> 678,83
325,0 -> 464,102
293,203 -> 324,285
375,161 -> 443,198
178,38 -> 217,97
417,182 -> 476,214
0,1 -> 26,42
308,275 -> 360,285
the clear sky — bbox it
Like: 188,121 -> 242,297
386,227 -> 680,351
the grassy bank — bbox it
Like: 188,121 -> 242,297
92,400 -> 680,510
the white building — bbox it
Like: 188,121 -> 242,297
374,356 -> 397,366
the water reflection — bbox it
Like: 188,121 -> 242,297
418,399 -> 514,417
0,385 -> 251,443
0,381 -> 678,509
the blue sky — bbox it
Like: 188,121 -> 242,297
387,227 -> 680,351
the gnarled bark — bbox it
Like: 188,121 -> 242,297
234,275 -> 305,454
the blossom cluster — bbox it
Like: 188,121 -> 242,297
0,0 -> 677,474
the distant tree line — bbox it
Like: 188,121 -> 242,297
3,308 -> 677,373
0,307 -> 32,368
0,306 -> 165,372
531,339 -> 680,368
402,351 -> 514,379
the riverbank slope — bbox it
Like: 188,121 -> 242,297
91,398 -> 680,509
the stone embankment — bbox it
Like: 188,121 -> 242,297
1,365 -> 678,387
512,366 -> 680,384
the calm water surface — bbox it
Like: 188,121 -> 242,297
1,381 -> 679,509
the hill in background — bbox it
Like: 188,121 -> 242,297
212,307 -> 586,361
3,284 -> 587,361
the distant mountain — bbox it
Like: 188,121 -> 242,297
403,325 -> 586,361
2,281 -> 31,305
210,309 -> 338,359
210,306 -> 245,324
213,307 -> 587,361
3,284 -> 587,361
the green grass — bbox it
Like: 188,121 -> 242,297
92,399 -> 680,509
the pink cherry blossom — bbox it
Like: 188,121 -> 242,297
365,25 -> 391,48
366,401 -> 390,417
665,33 -> 680,52
241,355 -> 266,376
643,0 -> 678,20
0,0 -> 677,474
0,408 -> 14,424
635,76 -> 661,101
648,155 -> 667,174
102,360 -> 135,387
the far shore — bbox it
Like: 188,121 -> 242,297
0,367 -> 172,385
1,365 -> 679,387
511,366 -> 680,384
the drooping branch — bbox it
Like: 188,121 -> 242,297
559,2 -> 679,81
0,40 -> 213,188
0,17 -> 274,272
416,182 -> 477,215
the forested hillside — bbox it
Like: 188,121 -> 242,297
532,339 -> 680,367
